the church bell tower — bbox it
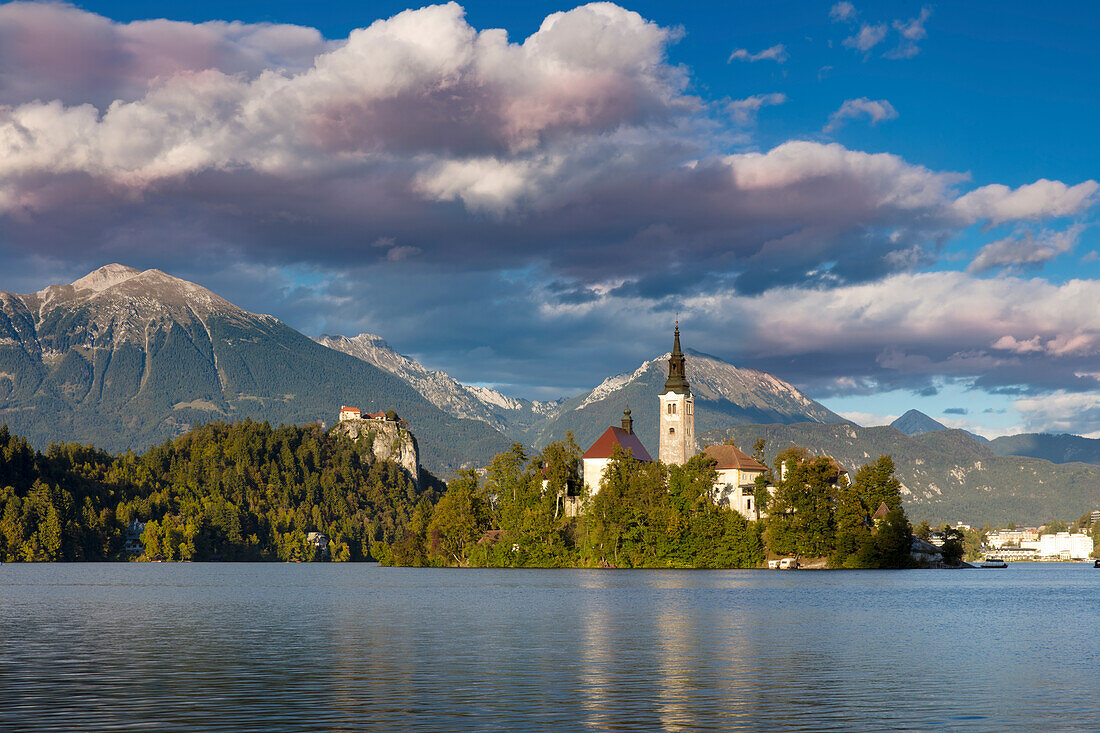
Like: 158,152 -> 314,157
659,325 -> 695,465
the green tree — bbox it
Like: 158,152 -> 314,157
425,471 -> 487,565
764,450 -> 838,558
938,525 -> 964,565
852,455 -> 902,513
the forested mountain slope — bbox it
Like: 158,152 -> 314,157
704,423 -> 1100,526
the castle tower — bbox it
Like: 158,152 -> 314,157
659,325 -> 695,465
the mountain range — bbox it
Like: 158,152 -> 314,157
7,264 -> 1100,523
0,265 -> 510,474
705,422 -> 1100,526
320,333 -> 847,455
0,265 -> 842,474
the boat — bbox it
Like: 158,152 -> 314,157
979,557 -> 1008,568
767,558 -> 799,569
1094,559 -> 1100,568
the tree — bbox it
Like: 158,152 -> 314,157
832,479 -> 871,567
426,471 -> 487,565
855,508 -> 914,569
852,456 -> 902,513
764,451 -> 838,558
938,524 -> 964,565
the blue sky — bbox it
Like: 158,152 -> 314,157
1,0 -> 1098,437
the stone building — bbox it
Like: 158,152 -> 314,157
659,325 -> 695,466
580,408 -> 652,496
702,444 -> 767,520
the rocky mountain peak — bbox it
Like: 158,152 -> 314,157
891,409 -> 948,436
70,264 -> 142,292
22,265 -> 258,324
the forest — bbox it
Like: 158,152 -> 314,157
374,438 -> 929,569
1,418 -> 939,568
0,421 -> 437,562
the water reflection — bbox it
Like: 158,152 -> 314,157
2,564 -> 1099,731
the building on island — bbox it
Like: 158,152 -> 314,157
702,444 -> 766,520
659,325 -> 695,466
576,325 -> 779,521
339,406 -> 362,421
581,407 -> 652,497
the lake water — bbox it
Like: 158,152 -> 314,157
2,563 -> 1098,732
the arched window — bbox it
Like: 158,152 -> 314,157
669,427 -> 675,434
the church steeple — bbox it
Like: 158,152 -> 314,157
663,324 -> 690,395
621,405 -> 634,435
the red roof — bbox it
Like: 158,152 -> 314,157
340,406 -> 361,413
582,426 -> 653,462
702,444 -> 767,472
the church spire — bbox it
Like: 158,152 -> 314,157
621,405 -> 634,435
664,323 -> 690,395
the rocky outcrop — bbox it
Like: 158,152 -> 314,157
331,418 -> 420,486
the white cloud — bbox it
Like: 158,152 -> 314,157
886,6 -> 932,59
727,44 -> 788,63
824,97 -> 898,132
1013,392 -> 1100,436
385,245 -> 422,261
843,23 -> 887,52
0,0 -> 1095,315
0,2 -> 682,196
689,271 -> 1100,364
830,2 -> 857,23
415,156 -> 551,213
728,92 -> 787,125
968,225 -> 1084,273
838,410 -> 898,427
0,2 -> 329,108
954,180 -> 1099,225
992,335 -> 1043,354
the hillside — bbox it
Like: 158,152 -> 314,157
988,433 -> 1100,465
0,265 -> 510,474
703,423 -> 1100,526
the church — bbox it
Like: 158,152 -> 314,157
580,325 -> 767,520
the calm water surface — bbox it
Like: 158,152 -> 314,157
2,563 -> 1098,732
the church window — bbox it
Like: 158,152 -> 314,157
747,499 -> 752,511
669,427 -> 675,434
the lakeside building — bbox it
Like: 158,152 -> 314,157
986,528 -> 1040,549
1036,532 -> 1092,559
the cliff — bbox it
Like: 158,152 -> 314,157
332,418 -> 420,486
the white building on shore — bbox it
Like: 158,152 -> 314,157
1036,532 -> 1092,559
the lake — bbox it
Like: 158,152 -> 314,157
2,563 -> 1098,732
